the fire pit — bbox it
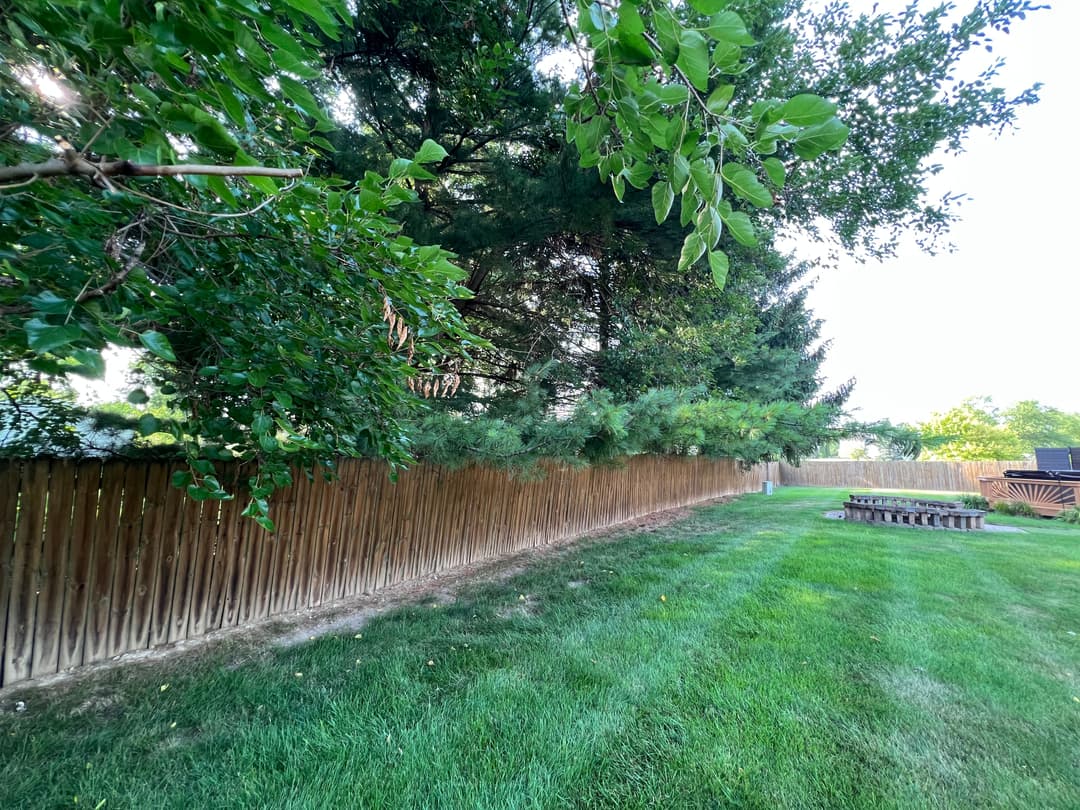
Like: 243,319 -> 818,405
843,494 -> 985,530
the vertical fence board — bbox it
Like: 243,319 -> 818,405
315,473 -> 339,604
168,492 -> 204,644
186,499 -> 219,639
0,461 -> 21,686
222,494 -> 255,630
30,459 -> 77,678
106,462 -> 150,658
127,462 -> 170,652
58,462 -> 102,672
4,460 -> 49,685
211,494 -> 244,630
266,479 -> 298,617
240,517 -> 270,625
352,462 -> 385,595
283,472 -> 315,612
83,462 -> 126,664
149,464 -> 189,648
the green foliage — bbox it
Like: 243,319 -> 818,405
408,386 -> 840,471
960,494 -> 990,511
919,397 -> 1080,461
993,500 -> 1038,519
1055,506 -> 1080,525
1001,400 -> 1080,451
745,0 -> 1045,256
565,1 -> 848,283
1,0 -> 479,526
821,418 -> 923,461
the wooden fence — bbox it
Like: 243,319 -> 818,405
0,455 -> 763,688
777,459 -> 1034,493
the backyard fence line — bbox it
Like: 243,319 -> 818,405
777,459 -> 1034,493
0,455 -> 764,689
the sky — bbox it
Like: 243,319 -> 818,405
799,0 -> 1079,426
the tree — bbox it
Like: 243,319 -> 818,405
1,1 -> 488,526
918,397 -> 1026,460
1001,400 -> 1080,451
324,0 -> 1041,410
918,397 -> 1080,460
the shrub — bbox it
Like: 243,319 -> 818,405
1055,506 -> 1080,525
960,494 -> 990,510
993,500 -> 1038,518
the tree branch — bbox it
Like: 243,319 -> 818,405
0,156 -> 304,185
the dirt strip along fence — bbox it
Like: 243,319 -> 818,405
777,460 -> 1034,493
0,455 -> 763,688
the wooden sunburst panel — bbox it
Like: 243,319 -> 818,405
978,477 -> 1079,517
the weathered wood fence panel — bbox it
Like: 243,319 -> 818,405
777,460 -> 1034,493
0,455 -> 762,688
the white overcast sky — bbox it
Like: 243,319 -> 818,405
799,0 -> 1078,425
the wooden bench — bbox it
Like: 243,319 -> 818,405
843,494 -> 985,530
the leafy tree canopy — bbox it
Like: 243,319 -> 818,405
917,397 -> 1080,461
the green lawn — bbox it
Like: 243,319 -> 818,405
2,487 -> 1078,809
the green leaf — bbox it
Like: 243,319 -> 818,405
690,0 -> 729,12
690,159 -> 716,200
762,157 -> 786,188
127,388 -> 150,405
708,249 -> 729,288
793,118 -> 850,159
780,94 -> 838,127
70,349 -> 105,378
677,231 -> 706,272
672,154 -> 691,192
138,330 -> 177,362
29,290 -> 70,315
706,11 -> 756,46
706,84 -> 735,115
612,172 -> 626,202
711,40 -> 741,71
675,29 -> 710,93
212,81 -> 247,129
172,470 -> 194,488
589,2 -> 608,31
24,318 -> 82,354
616,2 -> 645,35
680,185 -> 699,227
271,48 -> 322,80
651,181 -> 675,225
718,203 -> 757,246
721,163 -> 772,208
283,0 -> 341,38
138,414 -> 159,436
656,84 -> 690,107
278,75 -> 330,126
414,139 -> 449,164
651,4 -> 681,59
